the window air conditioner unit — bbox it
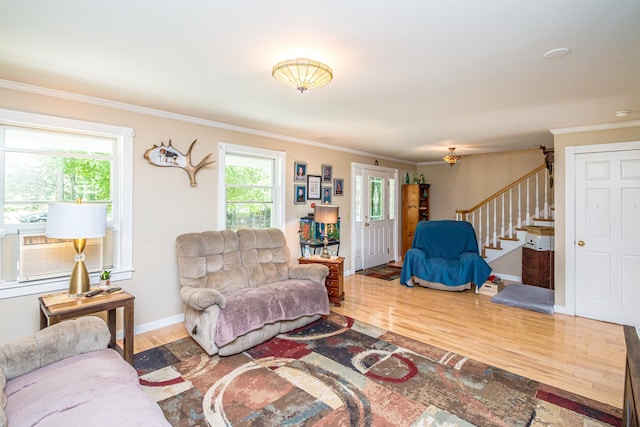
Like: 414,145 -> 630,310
18,234 -> 103,282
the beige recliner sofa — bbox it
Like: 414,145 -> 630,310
176,228 -> 330,356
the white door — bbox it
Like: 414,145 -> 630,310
574,148 -> 640,325
363,168 -> 392,268
352,164 -> 398,271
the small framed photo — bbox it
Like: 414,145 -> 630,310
294,185 -> 306,204
294,161 -> 307,182
307,175 -> 321,200
334,178 -> 344,196
322,186 -> 332,204
322,164 -> 333,182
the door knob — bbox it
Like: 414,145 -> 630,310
577,240 -> 585,247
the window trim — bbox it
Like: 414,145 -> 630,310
217,142 -> 285,230
0,108 -> 133,299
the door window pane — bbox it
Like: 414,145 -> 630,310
370,177 -> 383,221
355,175 -> 362,222
389,178 -> 396,220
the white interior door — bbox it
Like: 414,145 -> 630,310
574,148 -> 640,325
363,168 -> 392,268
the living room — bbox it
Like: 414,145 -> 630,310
1,1 -> 640,425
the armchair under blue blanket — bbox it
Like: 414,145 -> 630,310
400,220 -> 492,291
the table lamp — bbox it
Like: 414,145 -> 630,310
45,200 -> 107,296
314,204 -> 339,258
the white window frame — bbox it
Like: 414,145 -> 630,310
0,109 -> 134,299
217,142 -> 285,230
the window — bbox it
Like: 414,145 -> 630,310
355,175 -> 362,222
369,176 -> 384,221
389,178 -> 396,220
0,109 -> 133,299
218,143 -> 285,230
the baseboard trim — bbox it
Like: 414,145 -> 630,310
115,313 -> 185,340
492,272 -> 522,283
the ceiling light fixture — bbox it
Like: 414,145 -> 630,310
272,58 -> 333,93
443,147 -> 461,167
543,48 -> 571,59
614,110 -> 631,118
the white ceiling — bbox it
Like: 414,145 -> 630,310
1,1 -> 639,163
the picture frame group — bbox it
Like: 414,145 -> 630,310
293,161 -> 344,204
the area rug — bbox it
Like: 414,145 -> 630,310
136,313 -> 620,426
356,263 -> 402,281
491,284 -> 554,314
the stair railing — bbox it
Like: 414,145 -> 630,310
455,164 -> 553,253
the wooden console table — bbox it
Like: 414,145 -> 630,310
38,289 -> 135,366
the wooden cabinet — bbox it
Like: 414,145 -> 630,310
624,325 -> 640,427
522,247 -> 554,289
298,256 -> 344,307
401,183 -> 429,258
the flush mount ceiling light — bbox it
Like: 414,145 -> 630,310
614,110 -> 631,118
543,48 -> 571,59
272,58 -> 333,93
443,147 -> 461,167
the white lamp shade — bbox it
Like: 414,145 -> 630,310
45,202 -> 107,239
314,204 -> 339,224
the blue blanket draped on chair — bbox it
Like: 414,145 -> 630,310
400,220 -> 492,288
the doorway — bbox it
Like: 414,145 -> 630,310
566,141 -> 640,325
351,163 -> 398,271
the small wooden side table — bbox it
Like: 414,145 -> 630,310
522,247 -> 554,289
298,256 -> 345,307
38,290 -> 135,366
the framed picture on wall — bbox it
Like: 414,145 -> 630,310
307,175 -> 321,200
322,164 -> 332,182
294,185 -> 306,204
334,178 -> 344,196
294,161 -> 307,182
322,186 -> 332,204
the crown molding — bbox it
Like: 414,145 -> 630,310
550,120 -> 640,135
0,79 -> 415,165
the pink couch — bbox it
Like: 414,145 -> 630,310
0,317 -> 169,427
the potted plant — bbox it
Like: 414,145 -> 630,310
99,270 -> 111,288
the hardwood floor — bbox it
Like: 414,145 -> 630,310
131,273 -> 626,409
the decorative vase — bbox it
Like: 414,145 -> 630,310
405,172 -> 410,184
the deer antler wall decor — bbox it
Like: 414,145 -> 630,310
144,139 -> 215,186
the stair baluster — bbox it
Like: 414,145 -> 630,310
455,164 -> 553,262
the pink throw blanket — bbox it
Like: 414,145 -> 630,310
215,279 -> 330,347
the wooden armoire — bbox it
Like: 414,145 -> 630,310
401,183 -> 430,258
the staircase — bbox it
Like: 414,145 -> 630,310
455,164 -> 554,263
